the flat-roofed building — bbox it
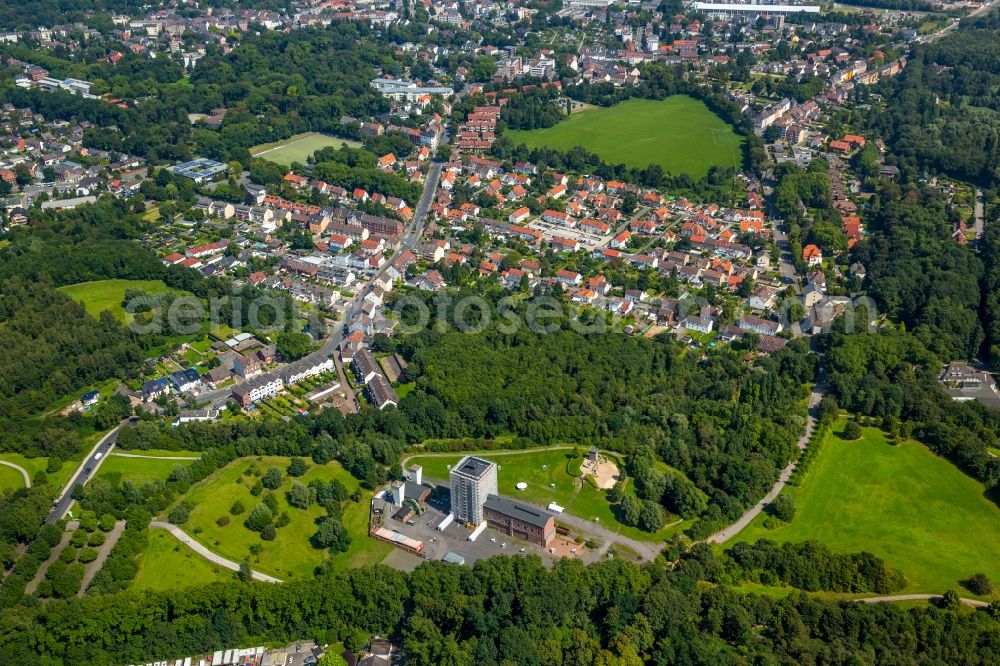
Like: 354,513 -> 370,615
691,2 -> 820,18
449,456 -> 498,525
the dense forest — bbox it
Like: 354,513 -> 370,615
2,553 -> 999,665
853,182 -> 984,361
0,278 -> 144,421
868,15 -> 1000,189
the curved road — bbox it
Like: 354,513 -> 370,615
706,384 -> 825,544
401,444 -> 576,469
917,0 -> 1000,44
0,460 -> 31,489
151,521 -> 283,583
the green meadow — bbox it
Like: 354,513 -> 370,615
506,96 -> 744,179
734,421 -> 1000,598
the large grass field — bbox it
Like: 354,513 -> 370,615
734,421 -> 1000,598
506,96 -> 744,179
167,456 -> 386,580
250,132 -> 360,166
406,448 -> 689,542
96,454 -> 193,487
58,279 -> 174,323
132,530 -> 227,592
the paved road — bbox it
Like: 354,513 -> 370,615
974,187 -> 985,239
858,593 -> 988,608
706,384 -> 825,544
46,423 -> 125,523
770,221 -> 800,290
0,460 -> 30,488
553,509 -> 662,561
917,0 -> 1000,43
332,357 -> 358,412
151,521 -> 283,583
196,159 -> 444,410
77,519 -> 126,596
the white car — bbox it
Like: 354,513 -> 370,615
94,452 -> 103,460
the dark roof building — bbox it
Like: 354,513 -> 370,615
483,494 -> 556,547
367,374 -> 399,410
353,348 -> 380,385
141,377 -> 171,401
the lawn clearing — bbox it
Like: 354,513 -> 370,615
506,96 -> 744,179
406,448 -> 689,542
58,279 -> 174,323
166,456 -> 374,580
132,530 -> 227,592
97,455 -> 192,487
250,132 -> 360,166
734,420 -> 1000,598
0,464 -> 26,493
0,452 -> 77,491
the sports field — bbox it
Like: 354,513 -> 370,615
58,279 -> 173,323
132,530 -> 226,592
406,448 -> 689,542
735,421 -> 1000,598
250,132 -> 360,166
165,456 -> 384,580
506,96 -> 744,179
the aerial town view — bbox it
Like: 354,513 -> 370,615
2,0 -> 1000,663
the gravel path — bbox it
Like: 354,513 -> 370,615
150,521 -> 282,583
77,520 -> 126,596
0,460 -> 30,488
111,452 -> 200,460
706,384 -> 825,545
858,593 -> 988,608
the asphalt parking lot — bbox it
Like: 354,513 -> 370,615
380,487 -> 599,567
261,641 -> 318,666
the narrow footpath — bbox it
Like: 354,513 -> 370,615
150,521 -> 282,583
706,385 -> 825,544
77,520 -> 126,596
0,460 -> 30,488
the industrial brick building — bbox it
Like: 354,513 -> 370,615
483,495 -> 556,547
